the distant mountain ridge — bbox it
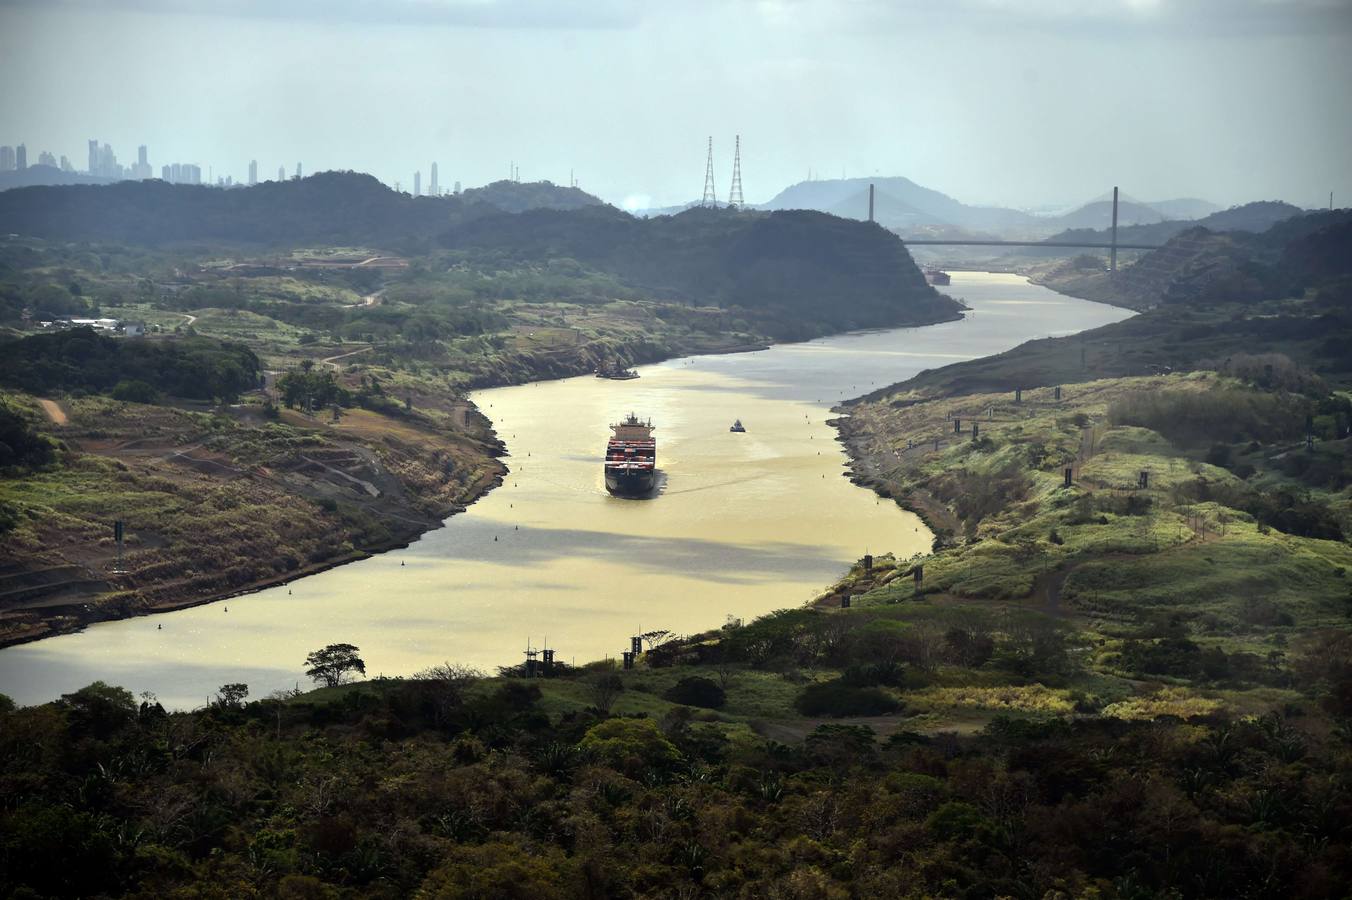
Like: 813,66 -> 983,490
757,176 -> 1237,237
762,176 -> 1037,232
1040,200 -> 1308,251
0,171 -> 602,247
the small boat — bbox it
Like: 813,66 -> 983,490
595,361 -> 639,380
729,419 -> 746,433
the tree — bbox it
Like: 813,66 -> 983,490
215,683 -> 249,709
588,672 -> 624,713
663,675 -> 726,709
304,643 -> 366,688
59,681 -> 137,738
578,718 -> 682,776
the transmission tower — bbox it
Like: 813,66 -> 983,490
728,135 -> 744,209
701,137 -> 718,208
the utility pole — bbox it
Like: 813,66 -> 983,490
1110,185 -> 1119,274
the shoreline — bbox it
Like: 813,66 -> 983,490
1,304 -> 963,652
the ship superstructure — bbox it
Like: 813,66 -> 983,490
604,413 -> 656,496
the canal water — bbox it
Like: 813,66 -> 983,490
0,273 -> 1131,708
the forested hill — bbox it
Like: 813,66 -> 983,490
1038,208 -> 1352,312
0,172 -> 601,247
443,205 -> 962,336
1040,200 -> 1308,251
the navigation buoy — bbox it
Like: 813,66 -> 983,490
494,536 -> 498,542
157,624 -> 161,630
401,560 -> 405,567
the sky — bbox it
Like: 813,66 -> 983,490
1,0 -> 1350,211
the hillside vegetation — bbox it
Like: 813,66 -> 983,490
0,172 -> 601,249
444,206 -> 958,338
0,388 -> 506,646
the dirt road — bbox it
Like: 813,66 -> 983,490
321,345 -> 373,370
37,399 -> 67,425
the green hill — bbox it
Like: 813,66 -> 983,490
443,206 -> 960,338
0,171 -> 602,248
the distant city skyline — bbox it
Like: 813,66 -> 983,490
0,130 -> 1345,215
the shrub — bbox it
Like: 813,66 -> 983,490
794,680 -> 901,717
1108,386 -> 1303,446
578,718 -> 682,775
110,378 -> 160,403
0,404 -> 54,469
662,676 -> 726,709
840,661 -> 906,687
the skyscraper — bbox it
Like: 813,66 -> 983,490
430,162 -> 438,196
413,170 -> 421,197
248,160 -> 257,186
60,156 -> 74,173
278,166 -> 285,182
453,180 -> 461,195
38,151 -> 56,167
15,144 -> 26,170
0,146 -> 14,171
295,162 -> 301,179
88,139 -> 98,175
131,144 -> 152,179
162,164 -> 171,182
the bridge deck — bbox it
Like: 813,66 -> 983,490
902,239 -> 1163,250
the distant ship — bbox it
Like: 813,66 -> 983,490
730,419 -> 746,433
604,413 -> 656,496
595,361 -> 639,380
923,267 -> 951,286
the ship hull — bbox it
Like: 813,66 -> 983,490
605,468 -> 656,496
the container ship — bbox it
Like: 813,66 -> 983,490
604,413 -> 656,496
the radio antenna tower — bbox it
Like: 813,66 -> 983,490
728,135 -> 744,209
701,137 -> 718,208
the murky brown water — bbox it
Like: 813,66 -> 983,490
0,273 -> 1131,708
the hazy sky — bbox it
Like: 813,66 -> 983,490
2,0 -> 1350,210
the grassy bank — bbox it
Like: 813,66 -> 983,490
0,390 -> 505,647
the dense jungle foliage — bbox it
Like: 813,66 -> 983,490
0,329 -> 261,402
1,615 -> 1350,899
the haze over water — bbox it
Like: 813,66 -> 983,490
0,273 -> 1131,708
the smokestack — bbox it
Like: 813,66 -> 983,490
868,183 -> 875,223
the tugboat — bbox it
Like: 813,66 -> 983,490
923,266 -> 951,286
595,361 -> 639,380
604,413 -> 656,496
729,419 -> 746,433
